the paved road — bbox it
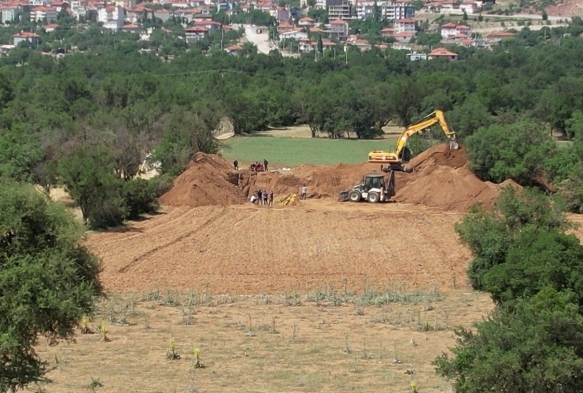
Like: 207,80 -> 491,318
244,25 -> 272,54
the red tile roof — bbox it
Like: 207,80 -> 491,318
429,47 -> 458,56
396,18 -> 415,23
330,18 -> 347,24
13,31 -> 40,38
225,44 -> 242,51
185,26 -> 208,32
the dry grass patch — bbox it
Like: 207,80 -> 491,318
37,287 -> 493,393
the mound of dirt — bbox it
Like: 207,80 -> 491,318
159,152 -> 245,207
160,145 -> 521,212
393,144 -> 521,211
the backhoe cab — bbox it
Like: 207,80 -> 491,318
339,167 -> 400,203
368,109 -> 459,164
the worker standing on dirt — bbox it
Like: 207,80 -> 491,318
233,159 -> 239,171
264,159 -> 268,172
301,184 -> 307,200
262,190 -> 268,206
269,191 -> 274,206
257,189 -> 263,205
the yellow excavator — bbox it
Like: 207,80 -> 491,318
368,109 -> 459,166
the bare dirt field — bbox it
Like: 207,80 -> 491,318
39,290 -> 493,393
88,201 -> 471,294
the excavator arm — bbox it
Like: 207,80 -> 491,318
368,109 -> 458,164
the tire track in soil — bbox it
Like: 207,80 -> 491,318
116,207 -> 229,273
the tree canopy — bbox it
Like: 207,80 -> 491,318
0,182 -> 102,392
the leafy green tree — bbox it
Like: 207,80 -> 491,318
434,288 -> 583,393
456,186 -> 571,291
465,119 -> 555,186
0,181 -> 102,392
58,145 -> 127,229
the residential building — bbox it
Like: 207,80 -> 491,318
44,23 -> 59,32
407,51 -> 427,60
275,6 -> 289,22
298,16 -> 315,27
459,1 -> 481,14
125,6 -> 147,23
380,26 -> 394,36
440,23 -> 469,38
315,0 -> 343,10
51,2 -> 69,12
277,21 -> 295,33
328,18 -> 348,39
328,1 -> 351,19
224,44 -> 242,56
121,23 -> 140,33
12,31 -> 40,46
484,30 -> 514,43
116,0 -> 137,8
70,1 -> 87,19
1,8 -> 19,23
193,20 -> 221,30
349,38 -> 372,51
394,18 -> 415,34
290,6 -> 302,18
153,9 -> 171,21
428,47 -> 458,60
0,44 -> 15,55
185,25 -> 208,42
30,6 -> 57,22
280,30 -> 308,40
392,31 -> 414,42
355,1 -> 414,21
98,5 -> 124,30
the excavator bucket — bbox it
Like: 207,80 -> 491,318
450,138 -> 459,150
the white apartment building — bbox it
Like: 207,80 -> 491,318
315,0 -> 343,10
355,1 -> 414,21
98,5 -> 124,30
70,1 -> 87,19
30,6 -> 57,22
394,18 -> 416,33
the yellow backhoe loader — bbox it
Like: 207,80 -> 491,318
368,110 -> 459,167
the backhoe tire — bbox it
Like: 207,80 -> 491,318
349,191 -> 361,202
368,192 -> 380,203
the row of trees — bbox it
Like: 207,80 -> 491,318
0,20 -> 583,228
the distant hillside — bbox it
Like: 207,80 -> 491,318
545,0 -> 583,17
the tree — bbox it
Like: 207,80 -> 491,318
462,10 -> 468,21
434,289 -> 583,393
465,119 -> 555,186
542,10 -> 548,21
58,145 -> 128,229
0,181 -> 102,392
456,186 -> 572,291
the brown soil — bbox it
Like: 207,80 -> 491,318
160,144 -> 516,212
88,201 -> 471,294
91,144 -> 525,294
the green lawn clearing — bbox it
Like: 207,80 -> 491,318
219,136 -> 395,167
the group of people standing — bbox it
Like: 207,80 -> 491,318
232,159 -> 268,172
251,189 -> 274,206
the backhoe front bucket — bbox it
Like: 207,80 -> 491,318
449,138 -> 459,150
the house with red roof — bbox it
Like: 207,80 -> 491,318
185,26 -> 208,43
31,6 -> 57,22
395,18 -> 416,34
428,47 -> 458,60
12,31 -> 40,47
328,18 -> 348,40
43,23 -> 59,32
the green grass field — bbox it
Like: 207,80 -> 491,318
220,136 -> 394,167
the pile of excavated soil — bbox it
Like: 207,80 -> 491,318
160,145 -> 521,212
393,144 -> 517,211
159,152 -> 245,207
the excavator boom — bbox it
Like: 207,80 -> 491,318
368,110 -> 458,164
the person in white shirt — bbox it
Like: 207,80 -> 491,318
301,184 -> 307,200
